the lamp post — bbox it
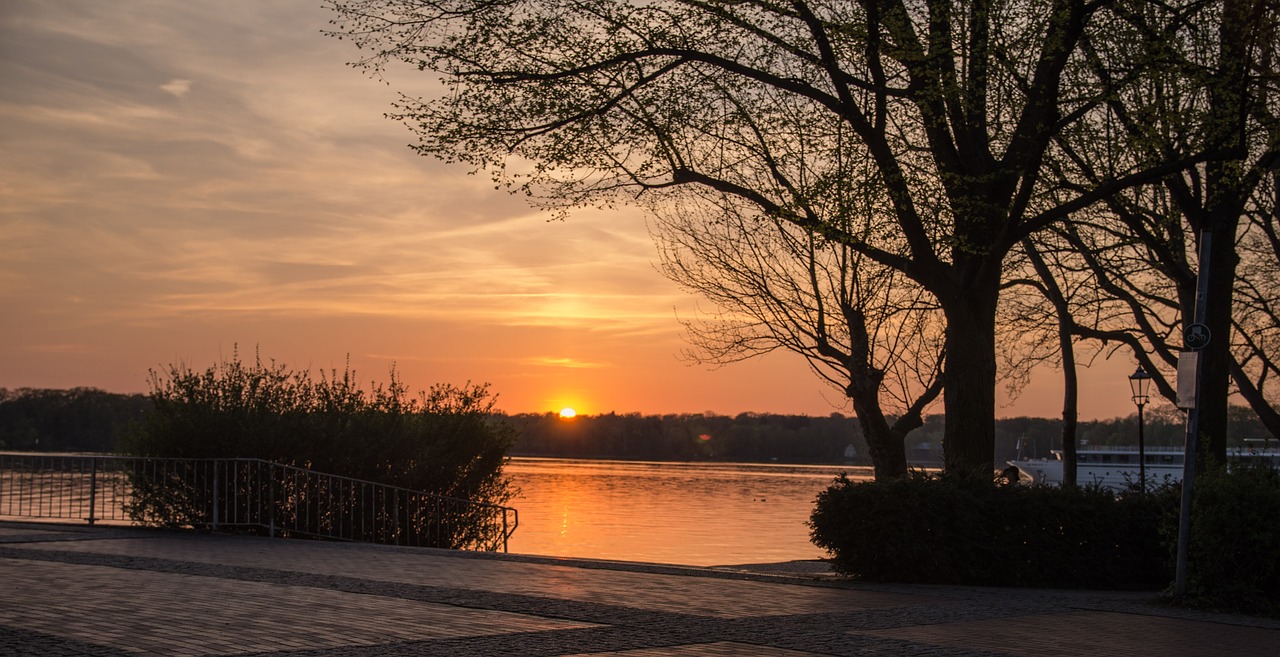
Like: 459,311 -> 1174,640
1129,366 -> 1152,492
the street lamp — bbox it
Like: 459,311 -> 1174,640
1129,366 -> 1153,491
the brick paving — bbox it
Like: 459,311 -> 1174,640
0,522 -> 1276,656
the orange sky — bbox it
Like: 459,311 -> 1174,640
0,0 -> 1145,420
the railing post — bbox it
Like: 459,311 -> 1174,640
87,457 -> 98,526
393,493 -> 401,546
211,460 -> 219,531
268,463 -> 276,538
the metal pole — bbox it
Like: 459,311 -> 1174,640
1137,403 -> 1146,493
1175,377 -> 1201,597
1175,230 -> 1212,598
211,460 -> 220,531
88,457 -> 98,526
269,463 -> 276,538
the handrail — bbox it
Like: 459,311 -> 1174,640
0,452 -> 517,552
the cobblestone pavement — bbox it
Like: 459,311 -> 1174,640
1,522 -> 1277,656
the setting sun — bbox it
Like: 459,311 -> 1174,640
559,407 -> 577,419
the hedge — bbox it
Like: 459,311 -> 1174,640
809,468 -> 1277,604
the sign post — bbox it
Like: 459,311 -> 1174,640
1175,233 -> 1212,598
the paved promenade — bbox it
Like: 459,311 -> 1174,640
1,522 -> 1277,656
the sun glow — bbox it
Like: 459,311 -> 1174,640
559,407 -> 577,419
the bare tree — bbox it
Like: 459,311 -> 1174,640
651,195 -> 943,480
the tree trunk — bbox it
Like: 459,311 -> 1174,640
940,286 -> 999,478
843,341 -> 910,480
850,397 -> 909,481
1193,0 -> 1251,466
1024,239 -> 1079,486
1193,216 -> 1240,466
1059,332 -> 1079,488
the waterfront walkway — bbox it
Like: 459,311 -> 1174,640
2,521 -> 1276,656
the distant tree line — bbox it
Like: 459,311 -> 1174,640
0,388 -> 151,452
511,407 -> 1275,465
5,388 -> 1273,465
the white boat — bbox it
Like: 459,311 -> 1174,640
1008,444 -> 1280,490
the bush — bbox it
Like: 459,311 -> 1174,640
1180,463 -> 1280,614
988,481 -> 1176,588
808,473 -> 992,583
810,462 -> 1280,614
120,349 -> 517,547
809,472 -> 1176,589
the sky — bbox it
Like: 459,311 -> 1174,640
0,0 -> 1142,419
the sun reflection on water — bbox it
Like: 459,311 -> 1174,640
504,458 -> 872,566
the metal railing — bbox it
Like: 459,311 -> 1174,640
0,453 -> 517,552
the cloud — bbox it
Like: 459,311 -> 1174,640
0,5 -> 685,326
23,344 -> 93,354
160,78 -> 193,97
523,357 -> 609,369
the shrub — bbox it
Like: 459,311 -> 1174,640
120,349 -> 517,548
1180,463 -> 1280,614
987,482 -> 1175,588
810,463 -> 1280,612
809,472 -> 1176,589
809,473 -> 992,583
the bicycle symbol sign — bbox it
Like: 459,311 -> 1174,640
1185,323 -> 1211,350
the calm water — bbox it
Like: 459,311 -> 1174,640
503,457 -> 871,566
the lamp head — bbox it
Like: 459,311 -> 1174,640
1129,366 -> 1152,406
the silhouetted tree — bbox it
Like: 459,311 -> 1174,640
329,0 -> 1204,476
1045,0 -> 1280,458
652,201 -> 941,479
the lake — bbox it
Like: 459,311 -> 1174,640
502,457 -> 871,566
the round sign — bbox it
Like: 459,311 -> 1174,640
1184,323 -> 1211,350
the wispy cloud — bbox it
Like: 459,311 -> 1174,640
0,0 -> 743,412
160,78 -> 193,98
523,357 -> 609,369
23,344 -> 93,355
